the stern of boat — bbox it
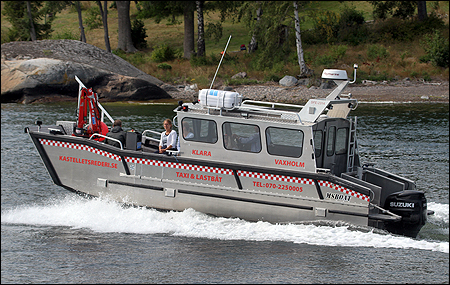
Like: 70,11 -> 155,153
340,164 -> 427,238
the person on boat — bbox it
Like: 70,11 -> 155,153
157,119 -> 178,154
105,119 -> 126,148
232,126 -> 261,152
177,121 -> 194,150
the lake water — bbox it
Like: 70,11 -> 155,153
1,101 -> 449,284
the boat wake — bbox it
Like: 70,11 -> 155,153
2,195 -> 448,253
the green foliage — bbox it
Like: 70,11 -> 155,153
315,54 -> 335,66
369,1 -> 417,20
420,29 -> 449,68
131,19 -> 148,49
330,45 -> 348,61
190,55 -> 211,67
127,52 -> 149,66
205,22 -> 223,43
367,44 -> 389,61
337,5 -> 367,45
85,5 -> 102,30
1,1 -> 56,41
151,44 -> 176,62
157,63 -> 172,70
309,10 -> 339,44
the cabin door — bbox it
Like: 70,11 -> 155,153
321,119 -> 350,175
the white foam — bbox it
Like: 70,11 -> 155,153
2,196 -> 448,253
428,202 -> 449,224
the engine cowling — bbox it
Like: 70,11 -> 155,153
383,190 -> 427,238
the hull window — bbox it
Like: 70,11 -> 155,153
266,127 -> 303,158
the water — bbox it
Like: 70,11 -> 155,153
1,102 -> 449,284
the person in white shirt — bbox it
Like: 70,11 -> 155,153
158,119 -> 178,154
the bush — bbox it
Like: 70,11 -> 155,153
367,44 -> 389,61
157,63 -> 172,70
131,19 -> 148,49
85,5 -> 102,30
420,29 -> 449,68
151,44 -> 175,62
330,45 -> 348,61
315,54 -> 335,66
337,5 -> 367,45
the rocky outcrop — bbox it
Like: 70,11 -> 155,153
1,40 -> 171,103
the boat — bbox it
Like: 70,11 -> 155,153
25,64 -> 431,238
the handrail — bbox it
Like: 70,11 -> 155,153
75,75 -> 114,125
241,100 -> 305,110
142,129 -> 161,137
239,100 -> 303,124
89,133 -> 123,149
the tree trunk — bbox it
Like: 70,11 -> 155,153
294,1 -> 312,77
248,4 -> 262,54
97,1 -> 111,52
26,1 -> 36,41
196,1 -> 205,57
76,1 -> 86,43
116,1 -> 137,53
183,3 -> 196,59
417,1 -> 427,21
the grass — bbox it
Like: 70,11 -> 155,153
1,1 -> 449,88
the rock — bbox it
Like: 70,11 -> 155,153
279,76 -> 298,87
223,86 -> 233,91
231,72 -> 247,79
320,80 -> 336,89
362,80 -> 377,85
184,84 -> 197,91
297,78 -> 309,86
1,39 -> 170,103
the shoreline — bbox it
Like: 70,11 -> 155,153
167,81 -> 449,104
20,80 -> 449,104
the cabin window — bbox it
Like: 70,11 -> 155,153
222,122 -> 261,153
313,130 -> 323,158
182,117 -> 217,143
266,127 -> 303,158
335,127 -> 348,155
326,126 -> 336,156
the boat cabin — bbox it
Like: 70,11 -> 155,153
142,66 -> 359,178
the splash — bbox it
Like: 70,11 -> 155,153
2,196 -> 448,253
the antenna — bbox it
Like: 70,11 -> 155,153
210,35 -> 232,89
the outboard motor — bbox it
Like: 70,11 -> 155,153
383,190 -> 427,238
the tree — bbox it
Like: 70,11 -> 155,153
293,1 -> 312,77
97,1 -> 111,52
26,1 -> 37,41
136,1 -> 196,59
196,1 -> 205,57
116,1 -> 137,52
184,1 -> 196,59
2,1 -> 66,42
417,1 -> 427,21
75,1 -> 86,42
248,2 -> 262,53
